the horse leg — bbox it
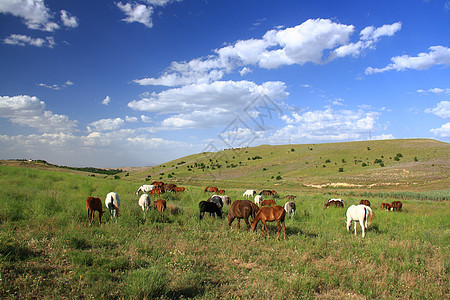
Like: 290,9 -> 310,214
276,220 -> 281,240
237,219 -> 241,229
244,217 -> 250,230
354,221 -> 357,235
360,220 -> 365,238
282,220 -> 286,240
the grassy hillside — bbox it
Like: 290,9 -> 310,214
0,164 -> 448,299
128,139 -> 449,192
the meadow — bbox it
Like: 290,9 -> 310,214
0,163 -> 448,299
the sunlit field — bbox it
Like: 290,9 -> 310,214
0,164 -> 448,299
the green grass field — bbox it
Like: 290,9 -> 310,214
0,161 -> 448,299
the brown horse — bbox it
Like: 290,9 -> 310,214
85,197 -> 103,226
324,200 -> 344,209
251,205 -> 286,240
381,203 -> 391,210
261,199 -> 276,207
154,199 -> 167,213
359,199 -> 371,207
227,200 -> 260,230
151,181 -> 164,187
391,201 -> 403,211
204,186 -> 218,193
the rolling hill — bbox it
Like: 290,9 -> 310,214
128,138 -> 449,192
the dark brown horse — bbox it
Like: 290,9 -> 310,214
381,203 -> 391,210
324,200 -> 344,209
359,199 -> 371,207
85,197 -> 103,226
251,205 -> 286,240
391,201 -> 403,211
199,201 -> 222,219
204,186 -> 218,193
227,200 -> 260,230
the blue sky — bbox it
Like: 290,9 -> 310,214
0,0 -> 449,168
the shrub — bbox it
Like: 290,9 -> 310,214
276,175 -> 282,180
325,159 -> 331,163
338,168 -> 344,172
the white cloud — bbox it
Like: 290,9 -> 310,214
366,46 -> 450,74
430,123 -> 450,137
128,80 -> 288,129
102,96 -> 111,105
125,116 -> 138,122
38,80 -> 73,90
140,115 -> 152,123
417,88 -> 450,95
117,2 -> 154,28
135,19 -> 400,86
60,10 -> 78,28
372,134 -> 395,140
239,67 -> 252,76
87,118 -> 125,132
425,101 -> 450,118
275,108 -> 380,143
3,34 -> 55,48
0,0 -> 59,31
0,95 -> 77,133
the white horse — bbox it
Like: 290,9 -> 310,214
254,195 -> 262,206
138,194 -> 151,213
346,205 -> 374,238
243,190 -> 256,198
105,192 -> 120,221
284,201 -> 296,218
136,184 -> 155,195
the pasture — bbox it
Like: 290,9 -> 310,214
0,164 -> 448,299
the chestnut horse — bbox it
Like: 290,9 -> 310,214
204,186 -> 218,193
359,199 -> 371,207
154,199 -> 167,213
261,199 -> 276,207
391,201 -> 403,211
381,203 -> 391,210
85,197 -> 103,226
227,200 -> 260,230
251,205 -> 286,240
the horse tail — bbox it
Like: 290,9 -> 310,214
367,208 -> 374,226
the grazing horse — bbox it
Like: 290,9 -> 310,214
219,195 -> 231,205
217,189 -> 225,194
227,200 -> 260,230
199,201 -> 222,219
105,192 -> 120,221
284,201 -> 296,218
251,205 -> 286,240
149,188 -> 162,195
284,195 -> 297,200
85,197 -> 103,226
346,205 -> 374,238
207,195 -> 224,209
151,181 -> 164,187
261,199 -> 276,207
136,185 -> 155,195
324,199 -> 344,209
154,199 -> 167,213
172,187 -> 186,193
163,184 -> 177,192
359,199 -> 371,207
243,190 -> 256,198
204,186 -> 218,193
391,201 -> 403,211
381,203 -> 392,210
254,195 -> 262,206
138,194 -> 151,213
259,190 -> 275,196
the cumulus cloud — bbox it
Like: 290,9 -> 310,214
3,34 -> 55,48
102,96 -> 111,105
0,0 -> 78,31
125,116 -> 138,122
135,19 -> 400,87
116,2 -> 154,28
430,123 -> 450,137
0,95 -> 77,133
425,101 -> 450,118
366,46 -> 450,74
87,118 -> 125,132
274,108 -> 380,143
60,9 -> 78,28
417,88 -> 450,95
128,80 -> 288,129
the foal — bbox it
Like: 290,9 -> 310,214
85,197 -> 103,226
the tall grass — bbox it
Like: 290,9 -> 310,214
0,165 -> 448,299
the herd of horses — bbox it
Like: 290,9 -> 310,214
84,183 -> 403,239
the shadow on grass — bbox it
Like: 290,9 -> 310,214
0,245 -> 41,262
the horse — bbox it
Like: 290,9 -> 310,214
199,201 -> 222,219
149,188 -> 162,195
259,190 -> 275,196
346,205 -> 374,238
324,199 -> 344,209
219,195 -> 231,205
381,203 -> 391,210
217,189 -> 225,194
207,195 -> 224,209
85,197 -> 103,226
204,186 -> 218,193
227,200 -> 260,230
154,199 -> 166,213
284,201 -> 296,218
250,205 -> 286,240
172,187 -> 186,193
261,199 -> 276,207
359,199 -> 371,207
243,190 -> 256,198
284,195 -> 297,200
163,184 -> 177,192
391,201 -> 403,211
138,194 -> 151,213
136,185 -> 155,195
151,181 -> 164,187
254,195 -> 262,206
105,192 -> 120,221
